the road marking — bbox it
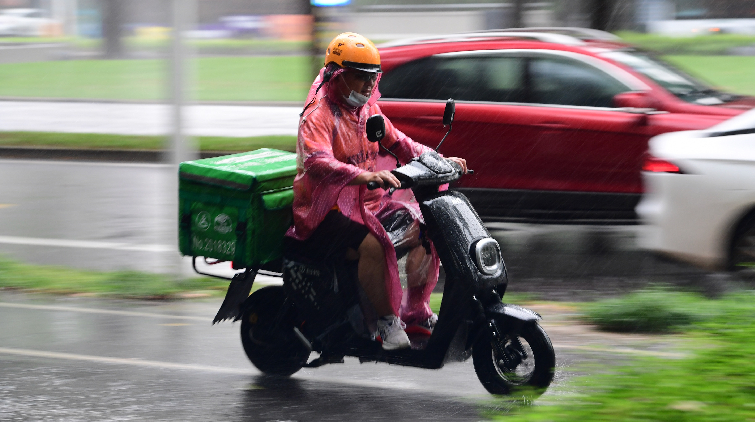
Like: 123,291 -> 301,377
0,347 -> 253,375
0,204 -> 15,209
0,302 -> 209,321
0,346 -> 425,391
0,235 -> 173,252
0,158 -> 169,169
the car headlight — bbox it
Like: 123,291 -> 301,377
473,238 -> 502,275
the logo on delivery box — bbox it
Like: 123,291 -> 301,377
196,211 -> 211,231
214,213 -> 233,234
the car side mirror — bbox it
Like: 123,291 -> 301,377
443,99 -> 455,126
366,114 -> 385,143
613,91 -> 656,110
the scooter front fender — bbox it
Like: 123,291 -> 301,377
486,303 -> 541,331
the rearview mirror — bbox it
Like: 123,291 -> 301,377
613,91 -> 656,110
366,114 -> 385,143
443,99 -> 455,126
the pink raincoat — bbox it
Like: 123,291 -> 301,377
285,66 -> 439,322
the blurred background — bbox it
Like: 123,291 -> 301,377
1,0 -> 754,285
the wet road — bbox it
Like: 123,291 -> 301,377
0,291 -> 684,421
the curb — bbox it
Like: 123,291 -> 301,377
0,147 -> 237,163
0,97 -> 301,107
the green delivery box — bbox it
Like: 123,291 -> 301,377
178,148 -> 297,269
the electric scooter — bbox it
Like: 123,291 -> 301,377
216,100 -> 555,397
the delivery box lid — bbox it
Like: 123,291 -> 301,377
179,149 -> 297,192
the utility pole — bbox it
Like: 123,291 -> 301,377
169,0 -> 197,167
510,0 -> 525,28
589,0 -> 612,31
102,0 -> 123,58
168,0 -> 198,279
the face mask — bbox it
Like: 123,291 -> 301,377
340,75 -> 371,107
344,90 -> 370,107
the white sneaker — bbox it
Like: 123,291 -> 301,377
377,315 -> 410,350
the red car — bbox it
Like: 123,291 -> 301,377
376,28 -> 755,223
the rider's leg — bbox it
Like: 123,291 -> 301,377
357,233 -> 410,350
356,233 -> 392,316
400,244 -> 439,326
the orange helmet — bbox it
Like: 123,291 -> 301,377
324,32 -> 381,73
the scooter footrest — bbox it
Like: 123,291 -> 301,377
304,354 -> 345,368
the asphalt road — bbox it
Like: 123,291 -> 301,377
0,291 -> 685,422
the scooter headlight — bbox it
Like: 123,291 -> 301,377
473,238 -> 502,275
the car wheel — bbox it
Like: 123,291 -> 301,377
730,217 -> 755,275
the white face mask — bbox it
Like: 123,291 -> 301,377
344,90 -> 370,107
340,75 -> 371,107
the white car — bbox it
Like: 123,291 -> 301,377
0,8 -> 52,37
637,108 -> 755,272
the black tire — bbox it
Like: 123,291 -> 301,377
240,286 -> 310,376
472,322 -> 555,397
729,218 -> 755,275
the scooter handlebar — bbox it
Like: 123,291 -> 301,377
367,180 -> 406,191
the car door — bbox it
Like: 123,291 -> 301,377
525,51 -> 652,194
378,52 -> 547,192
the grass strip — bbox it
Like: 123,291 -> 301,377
500,289 -> 755,422
0,254 -> 539,313
0,255 -> 231,299
664,55 -> 755,96
0,132 -> 296,152
1,52 -> 754,101
0,56 -> 313,102
617,31 -> 755,55
581,285 -> 711,333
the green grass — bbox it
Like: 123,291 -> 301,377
0,52 -> 752,102
500,290 -> 755,422
618,31 -> 755,55
0,255 -> 231,299
0,132 -> 296,152
665,55 -> 755,96
581,286 -> 710,333
0,56 -> 312,102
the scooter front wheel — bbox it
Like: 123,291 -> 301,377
472,322 -> 555,397
240,286 -> 310,376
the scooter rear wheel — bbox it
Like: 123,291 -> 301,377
240,286 -> 310,376
472,322 -> 555,397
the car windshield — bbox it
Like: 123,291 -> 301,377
601,49 -> 738,105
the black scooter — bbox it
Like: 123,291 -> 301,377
226,100 -> 555,397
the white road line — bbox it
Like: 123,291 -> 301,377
0,235 -> 174,253
0,346 -> 425,391
0,347 -> 253,374
0,302 -> 209,321
0,158 -> 170,168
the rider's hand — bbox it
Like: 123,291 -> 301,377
350,170 -> 401,189
446,157 -> 468,174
